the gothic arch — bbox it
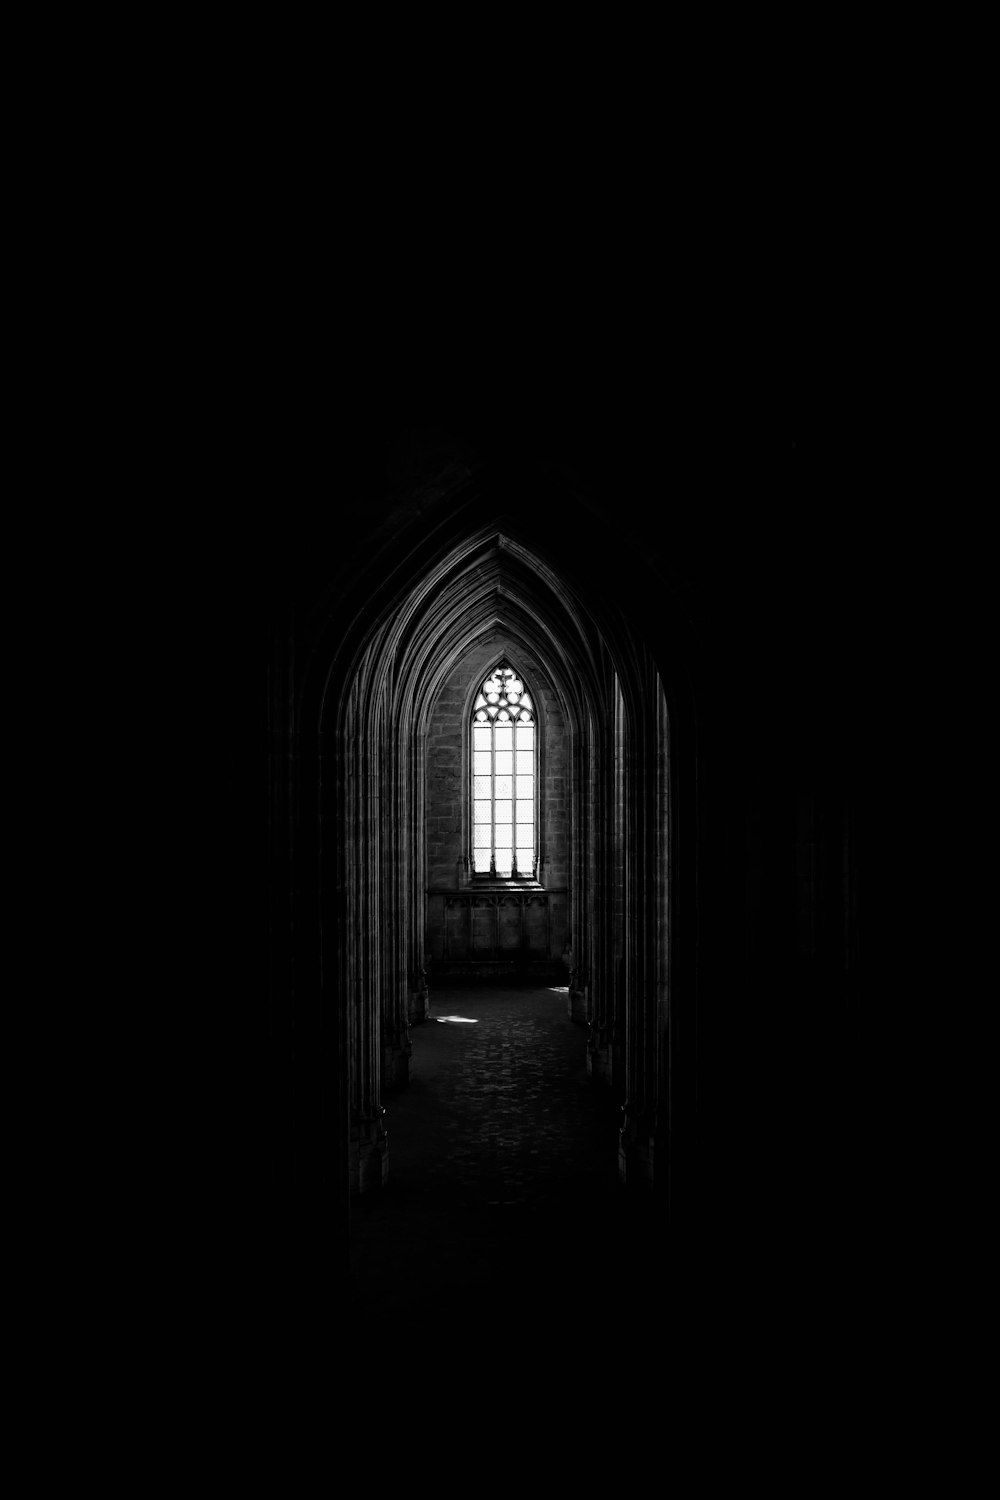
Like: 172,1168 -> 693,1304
271,472 -> 702,1279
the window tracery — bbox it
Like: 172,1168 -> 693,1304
471,662 -> 536,878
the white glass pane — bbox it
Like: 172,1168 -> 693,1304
516,751 -> 533,776
508,678 -> 523,696
495,800 -> 512,824
474,797 -> 492,822
474,709 -> 488,722
473,775 -> 491,797
515,775 -> 534,802
494,851 -> 513,877
494,724 -> 513,748
495,775 -> 512,799
520,694 -> 533,712
474,751 -> 492,775
515,723 -> 534,745
473,850 -> 492,873
474,694 -> 487,709
473,825 -> 491,848
497,709 -> 510,722
516,824 -> 534,849
495,751 -> 512,775
474,725 -> 491,746
515,799 -> 534,823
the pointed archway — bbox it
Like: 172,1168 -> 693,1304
267,465 -> 701,1291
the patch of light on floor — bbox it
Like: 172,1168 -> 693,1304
430,1016 -> 479,1024
548,986 -> 569,993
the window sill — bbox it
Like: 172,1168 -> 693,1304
468,876 -> 546,891
426,879 -> 558,895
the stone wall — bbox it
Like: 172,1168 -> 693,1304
425,650 -> 570,967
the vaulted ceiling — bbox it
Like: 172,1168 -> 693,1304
384,529 -> 609,738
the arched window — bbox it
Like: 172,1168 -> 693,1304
471,662 -> 536,878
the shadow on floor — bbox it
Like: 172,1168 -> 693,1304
347,985 -> 668,1356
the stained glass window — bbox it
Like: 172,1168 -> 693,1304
471,663 -> 536,877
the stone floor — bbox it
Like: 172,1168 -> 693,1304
347,984 -> 667,1362
198,984 -> 872,1459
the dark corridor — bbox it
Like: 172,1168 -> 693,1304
344,982 -> 869,1415
348,985 -> 635,1349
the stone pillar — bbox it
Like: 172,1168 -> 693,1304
562,944 -> 582,1022
618,1100 -> 657,1187
587,1012 -> 614,1085
383,1016 -> 412,1089
566,962 -> 589,1026
570,982 -> 589,1026
350,1105 -> 389,1192
407,964 -> 430,1026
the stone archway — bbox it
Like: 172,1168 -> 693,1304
267,459 -> 702,1288
314,510 -> 696,1212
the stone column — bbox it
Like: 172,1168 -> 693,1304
618,1100 -> 658,1187
568,975 -> 589,1025
346,655 -> 393,1194
617,672 -> 668,1196
350,1105 -> 389,1192
587,1002 -> 614,1085
383,1007 -> 412,1089
407,963 -> 429,1026
586,712 -> 617,1086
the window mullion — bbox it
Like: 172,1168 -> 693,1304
512,741 -> 517,874
490,718 -> 496,870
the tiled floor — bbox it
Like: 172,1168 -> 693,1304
347,984 -> 662,1355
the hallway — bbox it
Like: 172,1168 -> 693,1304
348,985 -> 667,1358
248,404 -> 877,1452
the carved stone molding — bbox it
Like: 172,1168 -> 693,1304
428,886 -> 568,975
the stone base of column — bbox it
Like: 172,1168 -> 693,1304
587,1040 -> 613,1086
350,1111 -> 389,1193
384,1016 -> 413,1090
407,988 -> 429,1025
618,1108 -> 656,1188
568,984 -> 588,1025
385,1045 -> 410,1089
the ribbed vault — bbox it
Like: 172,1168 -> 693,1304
342,527 -> 612,736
